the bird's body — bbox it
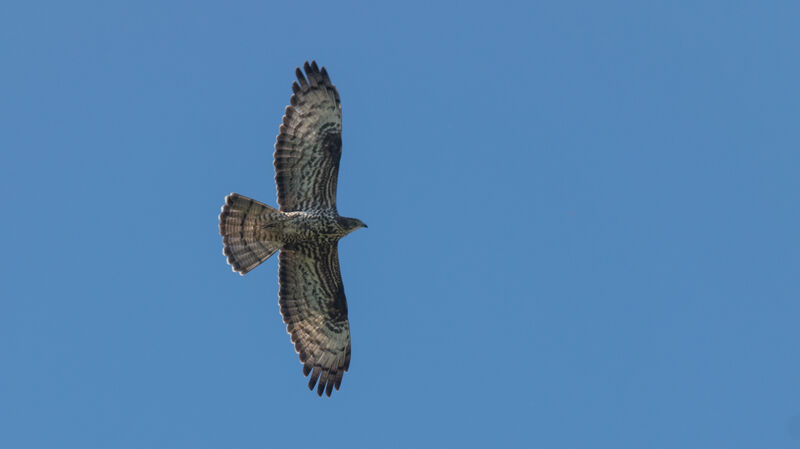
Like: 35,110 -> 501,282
218,61 -> 365,397
279,211 -> 365,241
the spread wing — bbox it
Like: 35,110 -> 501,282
278,242 -> 351,396
274,61 -> 342,213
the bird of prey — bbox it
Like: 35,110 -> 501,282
218,61 -> 366,397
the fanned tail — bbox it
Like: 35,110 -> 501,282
219,193 -> 281,275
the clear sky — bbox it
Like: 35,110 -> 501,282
2,1 -> 799,448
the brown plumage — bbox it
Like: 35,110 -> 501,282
219,61 -> 365,397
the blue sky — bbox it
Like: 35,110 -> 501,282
2,1 -> 799,448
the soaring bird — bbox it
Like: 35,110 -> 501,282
219,61 -> 366,397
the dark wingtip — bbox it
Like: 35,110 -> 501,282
295,67 -> 307,87
303,61 -> 318,86
317,380 -> 325,396
308,366 -> 321,392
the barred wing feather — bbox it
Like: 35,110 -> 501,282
274,61 -> 342,213
278,242 -> 351,397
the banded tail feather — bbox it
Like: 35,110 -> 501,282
219,193 -> 281,275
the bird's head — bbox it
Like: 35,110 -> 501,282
339,217 -> 368,235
